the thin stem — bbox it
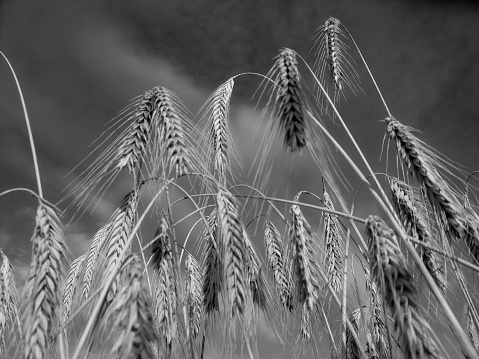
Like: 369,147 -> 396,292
342,27 -> 391,117
1,51 -> 43,198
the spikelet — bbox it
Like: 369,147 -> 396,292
150,218 -> 178,350
106,255 -> 156,359
388,178 -> 446,293
185,253 -> 203,340
312,17 -> 361,105
23,202 -> 66,359
216,189 -> 247,318
322,188 -> 343,293
385,116 -> 464,239
103,189 -> 139,302
366,215 -> 442,359
0,250 -> 20,356
290,201 -> 320,311
264,220 -> 292,311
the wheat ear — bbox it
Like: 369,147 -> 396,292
388,178 -> 446,293
106,255 -> 156,358
366,215 -> 442,359
0,250 -> 20,356
23,202 -> 66,359
386,117 -> 464,239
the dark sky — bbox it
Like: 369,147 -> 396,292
1,0 -> 479,357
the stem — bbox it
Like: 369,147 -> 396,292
1,52 -> 43,198
342,27 -> 392,117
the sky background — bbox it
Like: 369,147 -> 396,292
1,0 -> 479,358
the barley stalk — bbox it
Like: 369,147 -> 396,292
366,215 -> 442,359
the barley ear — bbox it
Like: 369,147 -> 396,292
106,255 -> 156,359
23,202 -> 66,359
386,117 -> 464,239
271,48 -> 308,152
264,220 -> 292,311
201,210 -> 223,315
61,254 -> 85,326
465,304 -> 479,353
388,178 -> 446,293
311,17 -> 361,105
366,215 -> 442,359
150,217 -> 178,353
0,250 -> 21,356
322,187 -> 343,293
185,253 -> 203,340
290,203 -> 320,311
216,189 -> 247,318
103,189 -> 139,302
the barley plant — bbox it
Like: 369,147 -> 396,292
2,15 -> 479,359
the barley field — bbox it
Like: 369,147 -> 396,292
1,2 -> 479,359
